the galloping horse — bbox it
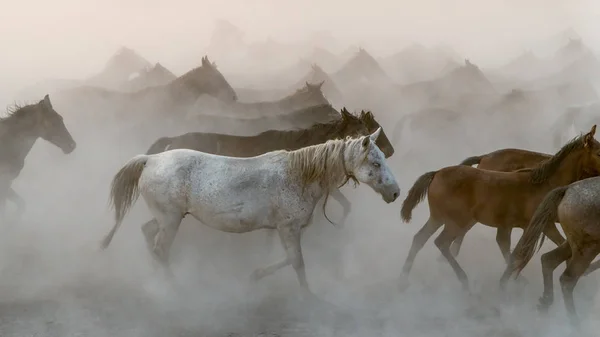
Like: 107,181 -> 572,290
502,176 -> 600,326
0,95 -> 76,219
399,126 -> 600,291
100,129 -> 399,296
443,148 -> 552,259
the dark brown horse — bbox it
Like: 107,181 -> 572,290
501,175 -> 600,326
399,125 -> 600,291
226,82 -> 329,117
0,95 -> 76,219
443,148 -> 553,259
184,103 -> 341,134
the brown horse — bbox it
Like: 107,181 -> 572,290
501,175 -> 600,326
399,125 -> 600,291
227,82 -> 329,117
0,95 -> 77,219
444,148 -> 553,259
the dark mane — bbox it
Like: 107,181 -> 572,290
0,101 -> 35,122
262,107 -> 361,144
530,134 -> 585,184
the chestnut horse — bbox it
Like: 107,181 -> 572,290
444,148 -> 553,259
399,125 -> 600,291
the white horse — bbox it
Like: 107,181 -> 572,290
100,128 -> 399,296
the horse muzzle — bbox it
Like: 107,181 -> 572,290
62,141 -> 77,154
382,185 -> 400,203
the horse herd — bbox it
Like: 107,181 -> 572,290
2,92 -> 600,327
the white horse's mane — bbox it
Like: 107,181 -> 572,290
286,136 -> 367,191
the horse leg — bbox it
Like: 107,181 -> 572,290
543,223 -> 566,246
559,243 -> 599,326
399,216 -> 443,291
141,218 -> 160,257
496,227 -> 512,264
6,187 -> 25,220
280,221 -> 311,296
437,229 -> 466,262
435,223 -> 471,291
537,242 -> 571,312
250,257 -> 291,281
146,210 -> 183,279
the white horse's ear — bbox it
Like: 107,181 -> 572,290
370,127 -> 382,141
362,135 -> 370,147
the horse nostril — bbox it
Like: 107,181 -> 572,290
393,192 -> 399,200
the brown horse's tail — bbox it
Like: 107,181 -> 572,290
459,155 -> 482,167
145,137 -> 172,155
400,171 -> 437,222
510,186 -> 568,277
101,155 -> 149,250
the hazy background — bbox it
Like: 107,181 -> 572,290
0,0 -> 598,102
1,1 -> 600,336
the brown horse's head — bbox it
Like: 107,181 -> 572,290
289,81 -> 329,106
334,108 -> 394,158
35,95 -> 77,154
579,125 -> 600,176
172,56 -> 237,102
359,110 -> 394,158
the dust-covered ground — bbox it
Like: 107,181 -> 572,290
2,1 -> 600,336
1,111 -> 599,337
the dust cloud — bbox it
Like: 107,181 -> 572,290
0,0 -> 600,336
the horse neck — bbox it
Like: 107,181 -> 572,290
279,93 -> 319,109
283,122 -> 341,149
543,151 -> 590,187
0,114 -> 41,162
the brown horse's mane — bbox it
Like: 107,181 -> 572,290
529,134 -> 586,184
261,106 -> 366,144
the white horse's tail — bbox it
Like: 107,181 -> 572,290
101,154 -> 149,250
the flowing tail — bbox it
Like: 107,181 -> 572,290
145,137 -> 172,155
459,155 -> 482,167
100,155 -> 149,249
400,171 -> 437,222
509,186 -> 568,277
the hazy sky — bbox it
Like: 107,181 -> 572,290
0,0 -> 597,99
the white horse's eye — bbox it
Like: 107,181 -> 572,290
373,162 -> 381,168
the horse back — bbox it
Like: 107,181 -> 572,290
478,148 -> 550,172
428,165 -> 538,225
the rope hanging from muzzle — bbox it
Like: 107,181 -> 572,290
322,142 -> 358,227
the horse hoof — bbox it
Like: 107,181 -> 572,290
516,275 -> 529,286
249,270 -> 264,282
537,297 -> 551,313
397,276 -> 410,292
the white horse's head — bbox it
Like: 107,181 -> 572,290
350,127 -> 400,203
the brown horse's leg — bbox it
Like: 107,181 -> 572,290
543,224 -> 566,246
559,244 -> 600,326
538,242 -> 571,312
435,224 -> 470,291
399,217 -> 443,291
450,234 -> 465,257
496,227 -> 512,264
